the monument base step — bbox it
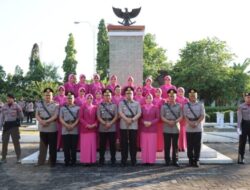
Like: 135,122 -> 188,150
21,144 -> 232,164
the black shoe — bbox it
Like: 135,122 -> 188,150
120,162 -> 126,167
131,162 -> 137,166
64,163 -> 69,167
188,159 -> 193,167
173,161 -> 180,167
193,161 -> 200,167
165,161 -> 170,166
50,163 -> 56,168
238,154 -> 245,164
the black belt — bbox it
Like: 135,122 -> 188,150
242,120 -> 250,125
65,120 -> 76,124
188,118 -> 199,121
102,118 -> 113,121
40,117 -> 50,120
125,115 -> 134,118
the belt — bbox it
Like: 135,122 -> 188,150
40,117 -> 50,120
188,118 -> 199,121
102,118 -> 113,121
65,120 -> 76,124
125,115 -> 134,118
242,120 -> 250,124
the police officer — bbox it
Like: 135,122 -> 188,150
1,94 -> 24,163
35,88 -> 59,167
97,89 -> 118,166
118,87 -> 141,166
237,92 -> 250,164
161,89 -> 182,167
59,92 -> 80,166
183,89 -> 205,167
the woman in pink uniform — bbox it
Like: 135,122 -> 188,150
75,87 -> 86,107
93,90 -> 103,106
134,86 -> 145,150
143,77 -> 156,97
160,75 -> 176,100
112,85 -> 124,149
176,87 -> 189,152
53,85 -> 67,151
140,93 -> 159,164
76,74 -> 89,97
153,88 -> 165,152
106,75 -> 118,95
79,94 -> 98,165
89,74 -> 104,96
64,74 -> 77,95
122,76 -> 136,95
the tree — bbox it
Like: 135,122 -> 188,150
26,43 -> 45,82
62,33 -> 78,82
143,33 -> 171,86
96,19 -> 109,80
172,37 -> 235,105
0,65 -> 6,94
44,63 -> 62,82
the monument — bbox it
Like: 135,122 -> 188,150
108,7 -> 144,86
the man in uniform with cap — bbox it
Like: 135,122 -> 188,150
183,89 -> 205,167
161,89 -> 182,167
1,93 -> 24,163
35,88 -> 59,167
237,92 -> 250,164
118,87 -> 141,166
97,89 -> 118,166
59,92 -> 80,166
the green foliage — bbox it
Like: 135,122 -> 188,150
26,43 -> 45,82
96,19 -> 109,80
205,106 -> 237,122
25,81 -> 59,100
62,33 -> 78,82
172,37 -> 236,105
143,33 -> 171,86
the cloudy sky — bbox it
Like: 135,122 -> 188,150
0,0 -> 249,79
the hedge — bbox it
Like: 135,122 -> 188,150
205,106 -> 238,122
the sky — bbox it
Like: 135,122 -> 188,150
0,0 -> 250,80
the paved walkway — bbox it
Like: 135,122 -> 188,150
0,142 -> 249,190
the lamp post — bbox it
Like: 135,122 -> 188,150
74,21 -> 96,72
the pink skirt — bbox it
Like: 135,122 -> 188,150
80,132 -> 97,163
156,121 -> 164,152
178,119 -> 187,151
140,132 -> 157,163
57,121 -> 63,150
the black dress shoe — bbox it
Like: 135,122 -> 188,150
188,159 -> 193,167
173,161 -> 180,167
193,161 -> 200,167
120,162 -> 126,167
165,161 -> 170,166
238,154 -> 245,164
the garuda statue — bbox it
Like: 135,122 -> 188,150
112,7 -> 141,26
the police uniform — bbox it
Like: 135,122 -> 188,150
161,89 -> 182,166
1,94 -> 24,163
36,88 -> 59,166
97,89 -> 118,165
183,89 -> 205,167
118,87 -> 141,166
60,92 -> 79,166
237,92 -> 250,164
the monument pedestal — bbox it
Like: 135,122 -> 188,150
107,25 -> 145,86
